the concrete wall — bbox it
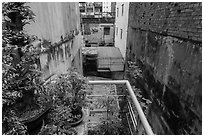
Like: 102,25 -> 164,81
114,2 -> 129,58
126,2 -> 202,134
25,2 -> 80,42
24,2 -> 83,78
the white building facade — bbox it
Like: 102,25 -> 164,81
114,2 -> 129,59
102,2 -> 111,12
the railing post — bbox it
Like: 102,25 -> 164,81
125,81 -> 154,135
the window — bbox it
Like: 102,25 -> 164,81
120,29 -> 123,39
117,8 -> 119,17
121,4 -> 124,16
116,27 -> 118,36
104,27 -> 110,35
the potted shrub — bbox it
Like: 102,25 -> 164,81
63,68 -> 90,126
43,68 -> 91,134
2,2 -> 51,134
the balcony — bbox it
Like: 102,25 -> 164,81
43,74 -> 154,134
85,80 -> 154,135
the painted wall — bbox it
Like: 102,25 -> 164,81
114,2 -> 129,59
25,2 -> 80,42
24,2 -> 83,78
126,2 -> 202,134
103,2 -> 111,12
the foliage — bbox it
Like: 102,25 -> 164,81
2,107 -> 28,135
45,68 -> 91,109
2,2 -> 35,47
126,61 -> 143,82
42,68 -> 90,134
39,124 -> 77,135
88,96 -> 127,135
45,104 -> 79,135
125,61 -> 152,114
2,2 -> 39,108
131,86 -> 152,115
88,114 -> 124,135
2,2 -> 43,135
47,105 -> 72,126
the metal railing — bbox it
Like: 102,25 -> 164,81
88,80 -> 154,135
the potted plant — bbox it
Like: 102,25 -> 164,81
43,68 -> 90,134
2,2 -> 51,134
63,68 -> 90,126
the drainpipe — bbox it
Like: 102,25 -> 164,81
88,80 -> 154,135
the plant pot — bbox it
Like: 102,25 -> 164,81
20,100 -> 53,134
66,108 -> 85,127
29,119 -> 45,135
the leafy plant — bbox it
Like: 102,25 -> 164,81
126,61 -> 143,83
2,107 -> 28,135
45,68 -> 91,109
47,105 -> 72,126
125,61 -> 152,114
42,68 -> 90,134
88,114 -> 124,135
38,124 -> 77,135
2,2 -> 35,48
2,2 -> 44,135
88,95 -> 128,135
130,86 -> 152,115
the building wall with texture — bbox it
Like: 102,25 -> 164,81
126,2 -> 202,134
24,2 -> 83,79
114,2 -> 129,58
103,2 -> 111,12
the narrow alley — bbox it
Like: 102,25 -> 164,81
2,2 -> 202,135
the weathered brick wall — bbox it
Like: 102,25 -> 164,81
129,2 -> 202,42
126,2 -> 202,135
